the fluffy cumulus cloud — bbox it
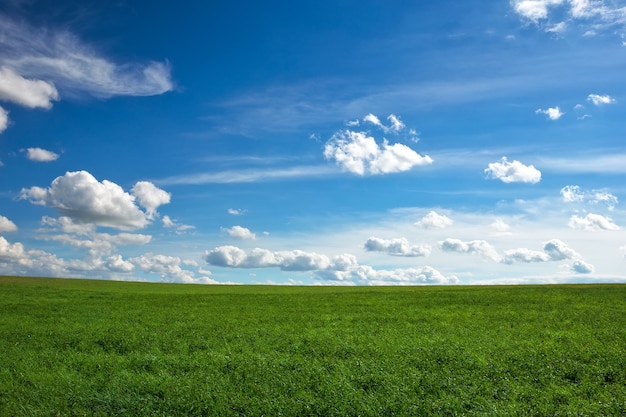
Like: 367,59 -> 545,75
0,215 -> 18,232
25,147 -> 59,162
568,213 -> 620,231
204,245 -> 457,285
535,106 -> 564,120
0,15 -> 172,98
415,211 -> 453,229
364,237 -> 431,257
19,171 -> 160,230
105,254 -> 135,273
131,181 -> 171,219
0,66 -> 59,109
439,238 -> 501,261
485,157 -> 541,184
587,94 -> 616,106
222,226 -> 256,240
324,129 -> 432,175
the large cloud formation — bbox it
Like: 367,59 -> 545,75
204,245 -> 457,285
20,171 -> 170,230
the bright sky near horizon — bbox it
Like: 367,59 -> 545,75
0,0 -> 625,285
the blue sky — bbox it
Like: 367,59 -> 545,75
1,0 -> 625,285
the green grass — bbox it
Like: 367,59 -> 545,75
1,276 -> 625,416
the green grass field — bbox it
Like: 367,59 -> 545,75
1,276 -> 625,416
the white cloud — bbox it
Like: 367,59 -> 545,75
364,237 -> 431,257
490,219 -> 511,233
20,170 -> 149,230
25,147 -> 59,162
415,211 -> 453,229
587,94 -> 616,105
363,113 -> 406,133
0,66 -> 58,109
535,106 -> 564,120
546,21 -> 568,32
324,130 -> 432,175
512,0 -> 565,22
0,106 -> 8,133
568,213 -> 620,231
439,238 -> 501,261
131,253 -> 215,284
162,215 -> 195,234
485,157 -> 541,184
502,247 -> 550,264
0,215 -> 17,232
222,225 -> 257,240
204,245 -> 457,285
387,114 -> 405,132
363,113 -> 383,128
512,0 -> 626,36
501,239 -> 591,274
0,15 -> 172,98
560,185 -> 584,202
131,181 -> 171,219
227,208 -> 246,215
543,239 -> 581,260
105,254 -> 135,273
571,259 -> 594,273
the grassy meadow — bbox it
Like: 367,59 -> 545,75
1,276 -> 625,416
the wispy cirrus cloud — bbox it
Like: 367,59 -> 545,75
511,0 -> 626,37
0,13 -> 173,98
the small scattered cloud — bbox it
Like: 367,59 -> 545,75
415,211 -> 453,229
546,21 -> 567,33
535,106 -> 564,120
587,94 -> 616,106
222,225 -> 257,240
560,185 -> 585,202
364,237 -> 431,257
131,181 -> 171,220
324,129 -> 432,175
227,208 -> 246,216
162,215 -> 195,234
485,157 -> 541,184
568,213 -> 620,231
0,215 -> 18,232
24,147 -> 59,162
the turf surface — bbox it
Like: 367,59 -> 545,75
1,276 -> 625,416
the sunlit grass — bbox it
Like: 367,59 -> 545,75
1,276 -> 625,416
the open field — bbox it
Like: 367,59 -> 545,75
1,276 -> 625,416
